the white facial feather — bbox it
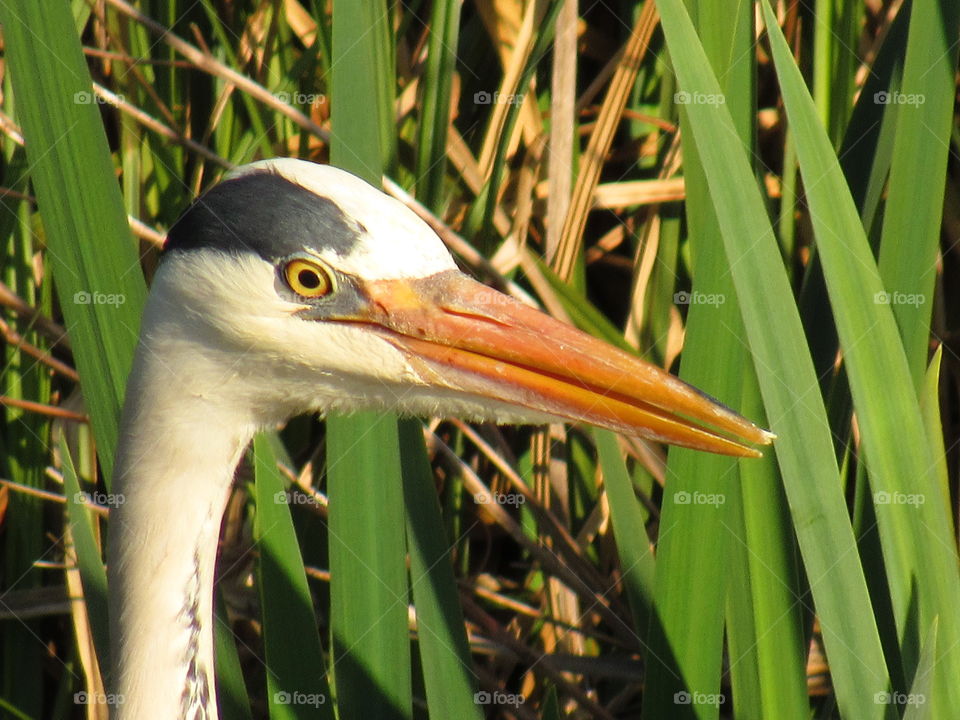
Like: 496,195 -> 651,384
146,249 -> 562,429
227,159 -> 457,280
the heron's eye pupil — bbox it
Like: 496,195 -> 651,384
299,269 -> 320,289
284,258 -> 332,298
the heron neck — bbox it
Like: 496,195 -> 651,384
108,334 -> 256,720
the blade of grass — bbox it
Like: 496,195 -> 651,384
0,0 -> 148,482
902,618 -> 937,720
554,2 -> 658,283
593,429 -> 654,634
876,0 -> 960,385
253,433 -> 333,719
760,2 -> 960,710
726,375 -> 808,719
464,0 -> 563,245
643,0 -> 753,713
1,141 -> 46,718
653,0 -> 894,715
920,347 -> 949,511
415,0 -> 461,210
328,1 -> 411,716
399,419 -> 484,720
61,436 -> 110,677
213,593 -> 254,720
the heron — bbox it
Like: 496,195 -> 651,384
107,158 -> 773,719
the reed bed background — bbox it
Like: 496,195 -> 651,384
1,0 -> 958,718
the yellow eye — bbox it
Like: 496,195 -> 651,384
284,258 -> 333,298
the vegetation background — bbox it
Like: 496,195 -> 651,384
0,0 -> 958,718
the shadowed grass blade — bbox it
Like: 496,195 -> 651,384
327,1 -> 411,717
399,419 -> 483,720
254,434 -> 333,719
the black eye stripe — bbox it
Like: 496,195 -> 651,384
164,170 -> 363,261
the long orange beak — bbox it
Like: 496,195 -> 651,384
345,270 -> 773,457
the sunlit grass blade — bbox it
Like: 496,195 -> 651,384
643,2 -> 752,715
877,0 -> 959,384
464,1 -> 562,243
593,429 -> 654,633
415,0 -> 461,210
920,347 -> 949,511
253,433 -> 332,719
760,2 -> 960,711
653,1 -> 892,716
0,1 -> 147,482
327,414 -> 411,718
726,381 -> 808,719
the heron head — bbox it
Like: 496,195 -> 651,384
147,158 -> 770,455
